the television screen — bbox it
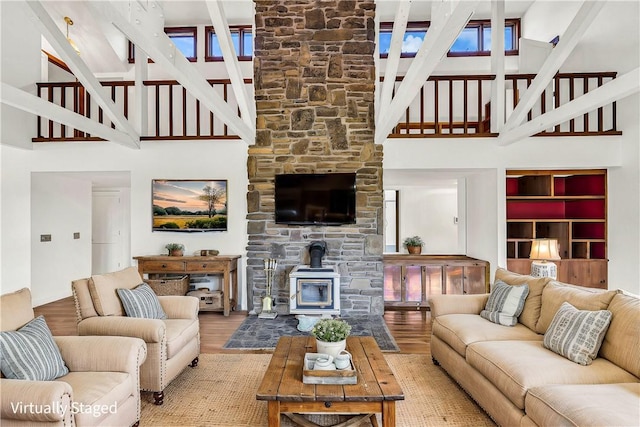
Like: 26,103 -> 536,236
275,173 -> 356,225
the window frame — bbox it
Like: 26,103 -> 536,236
128,26 -> 198,63
205,25 -> 253,62
379,18 -> 520,58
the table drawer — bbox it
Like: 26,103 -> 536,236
141,261 -> 186,272
186,261 -> 226,272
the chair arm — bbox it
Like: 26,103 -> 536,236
77,316 -> 165,343
55,336 -> 146,373
158,295 -> 199,319
430,294 -> 489,319
1,379 -> 72,423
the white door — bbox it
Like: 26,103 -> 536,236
92,191 -> 123,274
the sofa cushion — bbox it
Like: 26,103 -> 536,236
543,302 -> 612,365
535,281 -> 617,334
89,267 -> 143,316
432,314 -> 542,358
495,268 -> 551,331
59,371 -> 132,425
0,288 -> 35,332
525,383 -> 640,427
480,280 -> 529,326
117,283 -> 167,320
466,340 -> 639,410
165,318 -> 200,359
0,315 -> 69,381
599,292 -> 640,378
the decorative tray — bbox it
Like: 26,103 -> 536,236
302,353 -> 357,385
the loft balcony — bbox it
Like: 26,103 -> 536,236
32,71 -> 621,143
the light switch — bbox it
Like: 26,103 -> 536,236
40,234 -> 51,242
73,232 -> 80,239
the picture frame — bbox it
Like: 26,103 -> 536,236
152,179 -> 228,232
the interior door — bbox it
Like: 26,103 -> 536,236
92,191 -> 123,274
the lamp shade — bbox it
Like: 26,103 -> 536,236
529,239 -> 561,260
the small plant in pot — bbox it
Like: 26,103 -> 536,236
311,318 -> 352,358
165,243 -> 185,257
403,236 -> 424,254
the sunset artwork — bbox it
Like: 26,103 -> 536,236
152,180 -> 228,232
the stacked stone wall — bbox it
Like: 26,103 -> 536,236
249,0 -> 382,315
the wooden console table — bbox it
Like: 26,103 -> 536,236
133,255 -> 240,316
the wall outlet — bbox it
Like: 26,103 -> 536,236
40,234 -> 51,242
73,232 -> 80,239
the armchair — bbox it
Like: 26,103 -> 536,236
72,267 -> 200,405
1,288 -> 146,427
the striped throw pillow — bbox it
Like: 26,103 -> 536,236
480,280 -> 529,326
543,301 -> 612,365
0,315 -> 69,381
117,283 -> 167,319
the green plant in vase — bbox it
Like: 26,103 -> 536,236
403,236 -> 424,254
165,243 -> 185,256
311,318 -> 352,358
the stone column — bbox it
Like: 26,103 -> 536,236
249,0 -> 383,316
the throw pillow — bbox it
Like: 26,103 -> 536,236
543,301 -> 612,366
0,315 -> 69,381
480,280 -> 529,326
117,283 -> 167,319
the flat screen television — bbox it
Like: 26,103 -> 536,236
275,173 -> 356,225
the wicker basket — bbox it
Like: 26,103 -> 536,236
145,274 -> 190,296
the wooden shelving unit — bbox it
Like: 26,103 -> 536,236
506,169 -> 608,288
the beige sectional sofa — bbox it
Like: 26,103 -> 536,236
430,268 -> 640,427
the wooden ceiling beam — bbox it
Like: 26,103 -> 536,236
501,1 -> 606,134
490,0 -> 505,133
1,83 -> 137,146
206,0 -> 255,129
24,1 -> 140,148
377,0 -> 412,122
86,0 -> 254,143
375,0 -> 479,143
497,67 -> 639,145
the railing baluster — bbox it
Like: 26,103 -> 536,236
36,85 -> 42,138
569,76 -> 575,133
448,79 -> 453,134
49,86 -> 54,138
60,87 -> 66,138
434,81 -> 439,135
223,83 -> 228,136
196,99 -> 201,137
583,78 -> 589,132
554,75 -> 560,133
110,86 -> 116,129
597,76 -> 604,132
419,84 -> 424,135
182,87 -> 187,136
463,79 -> 468,133
155,84 -> 160,137
86,92 -> 91,138
169,84 -> 174,136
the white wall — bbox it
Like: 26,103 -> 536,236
31,174 -> 92,306
1,141 -> 249,307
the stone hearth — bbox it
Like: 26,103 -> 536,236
247,0 -> 383,316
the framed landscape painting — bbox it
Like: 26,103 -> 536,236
152,179 -> 228,232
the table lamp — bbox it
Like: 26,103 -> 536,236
529,239 -> 561,279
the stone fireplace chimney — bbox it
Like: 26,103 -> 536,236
248,0 -> 383,316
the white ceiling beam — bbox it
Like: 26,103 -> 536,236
24,0 -> 140,148
497,67 -> 639,145
86,0 -> 254,143
206,0 -> 255,129
501,1 -> 606,132
375,0 -> 478,143
490,0 -> 505,133
377,0 -> 412,122
1,83 -> 138,147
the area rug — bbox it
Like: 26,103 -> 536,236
222,315 -> 400,351
140,353 -> 495,426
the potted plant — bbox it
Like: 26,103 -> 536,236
403,236 -> 424,254
311,318 -> 352,357
165,243 -> 185,257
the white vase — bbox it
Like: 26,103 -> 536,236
316,338 -> 346,358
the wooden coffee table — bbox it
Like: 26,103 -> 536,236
256,336 -> 404,427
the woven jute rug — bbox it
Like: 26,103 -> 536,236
140,353 -> 495,426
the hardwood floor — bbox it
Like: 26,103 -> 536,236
34,298 -> 432,354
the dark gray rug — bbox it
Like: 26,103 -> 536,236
223,315 -> 400,351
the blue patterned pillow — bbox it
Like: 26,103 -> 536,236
0,315 -> 69,381
480,280 -> 529,326
117,283 -> 167,319
543,302 -> 612,365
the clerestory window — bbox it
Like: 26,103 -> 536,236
379,19 -> 520,58
128,27 -> 197,63
205,25 -> 253,61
